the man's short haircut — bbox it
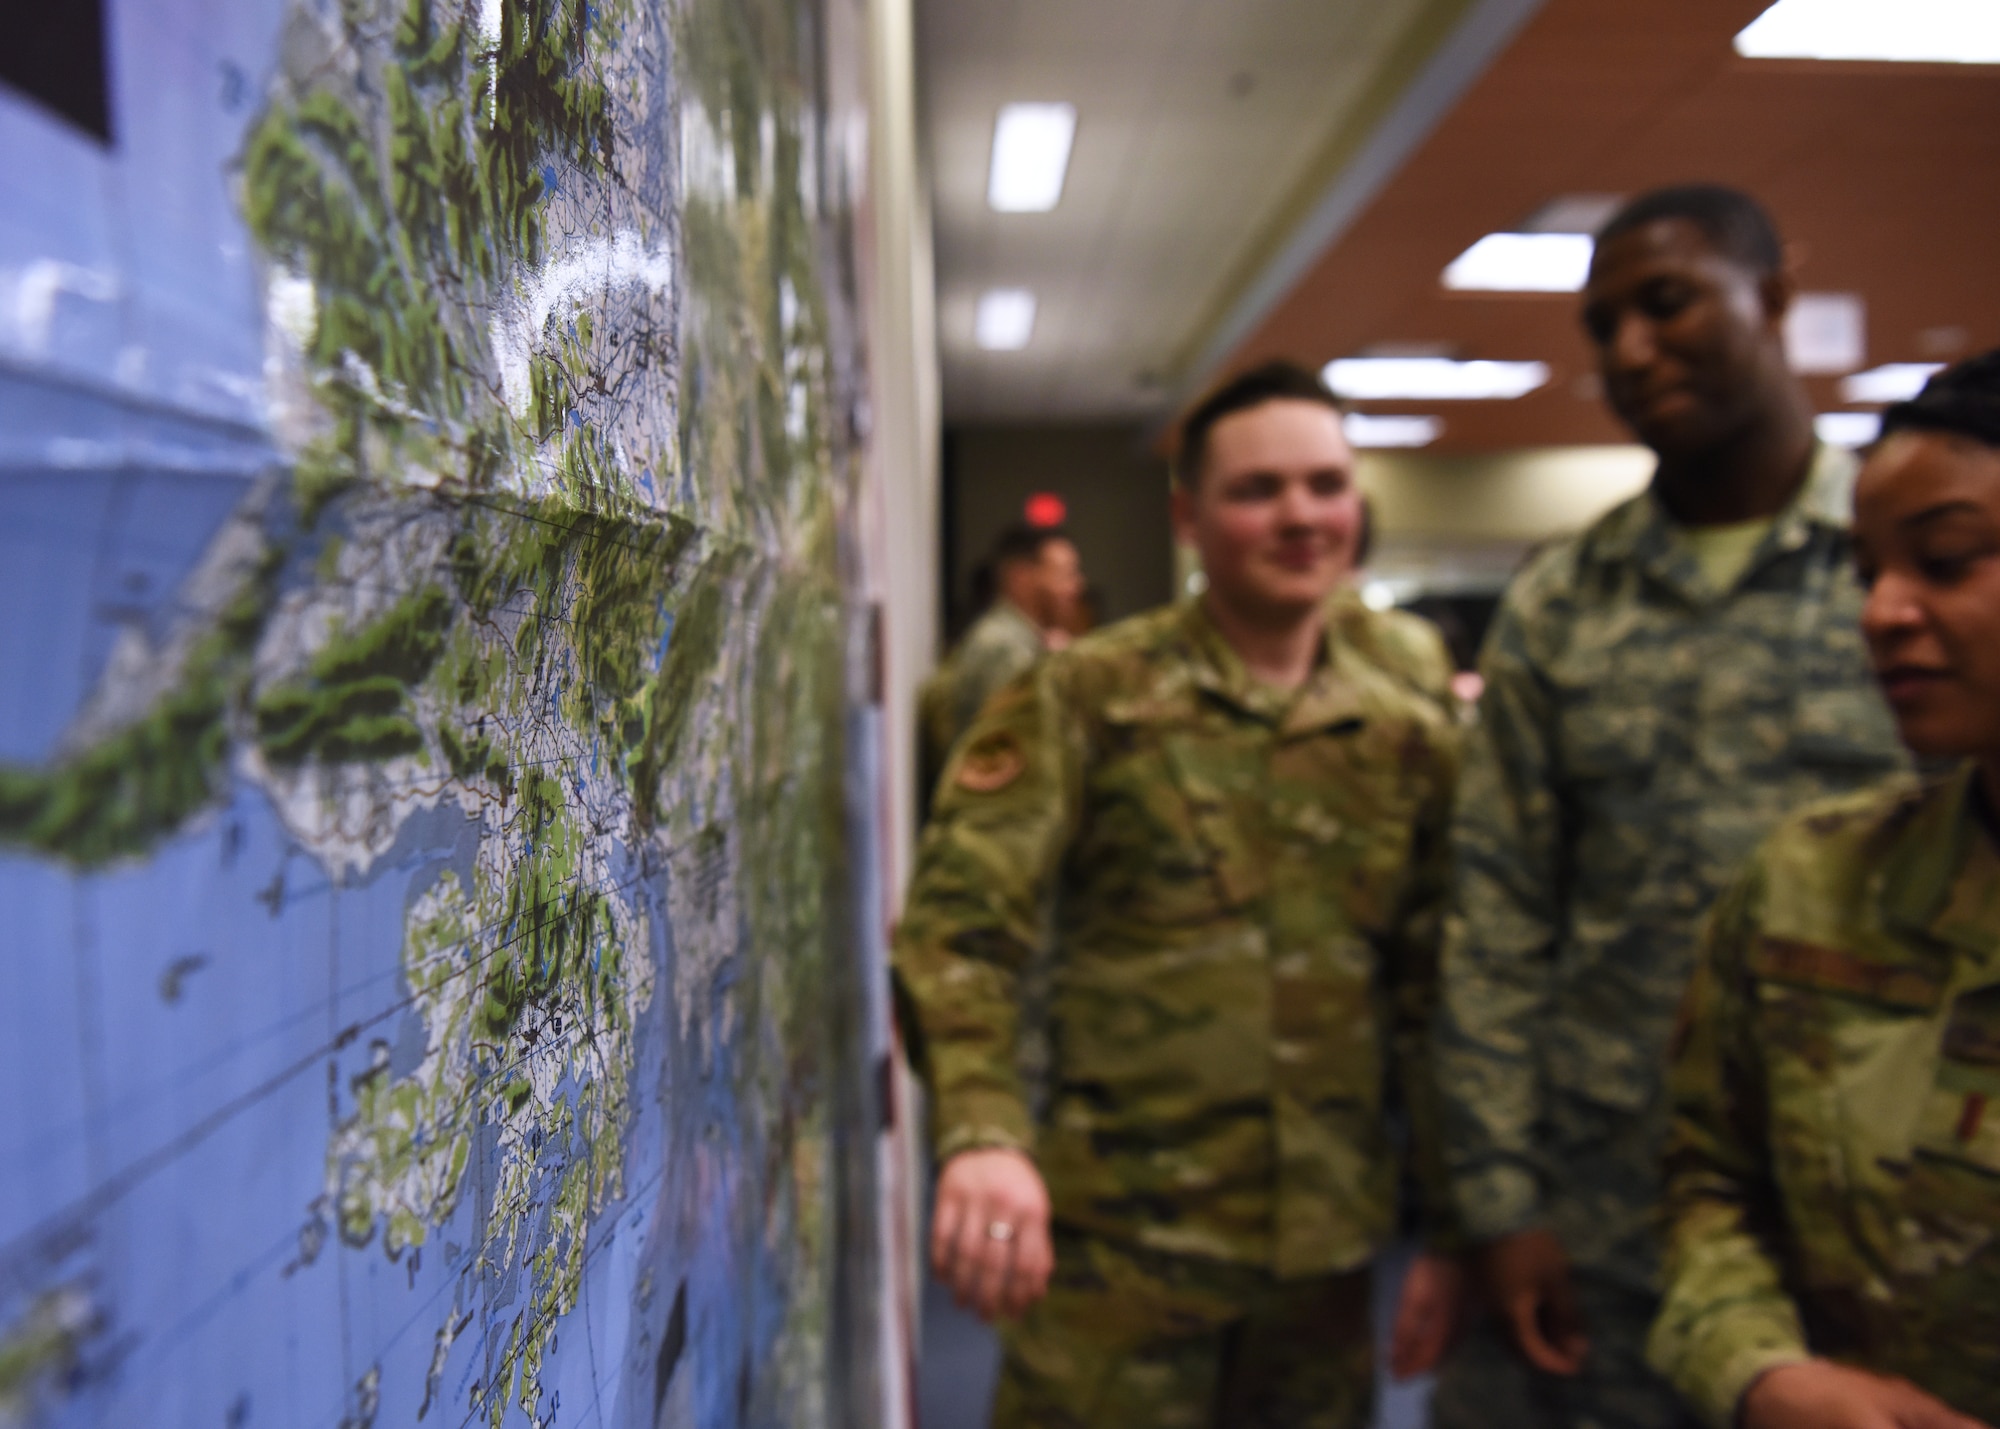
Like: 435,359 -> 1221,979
1881,348 -> 2000,452
1593,183 -> 1784,278
1175,359 -> 1346,489
989,523 -> 1070,570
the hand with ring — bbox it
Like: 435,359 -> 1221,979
931,1147 -> 1053,1322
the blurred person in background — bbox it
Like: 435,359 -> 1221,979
1045,579 -> 1103,650
1651,353 -> 2000,1429
1431,183 -> 1910,1429
894,361 -> 1463,1428
918,524 -> 1085,811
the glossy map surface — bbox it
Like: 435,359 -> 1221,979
0,2 -> 881,1425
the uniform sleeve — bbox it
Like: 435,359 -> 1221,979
1647,868 -> 1809,1428
946,650 -> 996,744
892,662 -> 1084,1163
1435,593 -> 1563,1241
1384,715 -> 1465,1250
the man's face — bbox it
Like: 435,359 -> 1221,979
1174,398 -> 1360,621
1030,538 -> 1084,628
1580,217 -> 1787,458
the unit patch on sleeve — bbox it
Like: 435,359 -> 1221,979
956,731 -> 1026,792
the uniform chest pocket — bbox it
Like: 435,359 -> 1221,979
1748,937 -> 1948,1206
1082,709 -> 1267,927
1266,720 -> 1422,934
1913,986 -> 2000,1187
1558,698 -> 1661,784
1555,698 -> 1662,892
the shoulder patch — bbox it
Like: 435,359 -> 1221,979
956,731 -> 1026,793
1748,935 -> 1944,1010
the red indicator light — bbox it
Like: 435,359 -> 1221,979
1024,492 -> 1066,527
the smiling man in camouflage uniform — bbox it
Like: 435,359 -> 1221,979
1430,185 -> 1911,1429
894,361 -> 1463,1428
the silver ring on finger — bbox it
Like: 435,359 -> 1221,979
985,1221 -> 1017,1243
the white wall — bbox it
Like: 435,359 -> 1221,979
852,0 -> 941,1415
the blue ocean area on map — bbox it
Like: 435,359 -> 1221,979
3,779 -> 787,1426
0,0 -> 886,1425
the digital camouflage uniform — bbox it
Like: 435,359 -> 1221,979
918,599 -> 1047,809
894,599 -> 1460,1428
1651,766 -> 2000,1428
1432,445 -> 1910,1429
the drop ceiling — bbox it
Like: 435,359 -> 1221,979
918,0 -> 1511,421
920,0 -> 2000,448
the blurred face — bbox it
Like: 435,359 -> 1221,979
1580,218 -> 1788,458
1032,538 -> 1085,628
1174,398 -> 1360,622
1853,430 -> 2000,761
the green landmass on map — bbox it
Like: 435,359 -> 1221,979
0,0 -> 859,1423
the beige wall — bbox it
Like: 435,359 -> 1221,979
1357,443 -> 1655,593
1359,443 -> 1653,543
945,423 -> 1176,640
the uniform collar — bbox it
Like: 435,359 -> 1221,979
982,598 -> 1043,645
1176,598 -> 1369,734
1879,762 -> 2000,957
1591,441 -> 1857,597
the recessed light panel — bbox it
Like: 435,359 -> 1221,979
1839,363 -> 1944,404
1815,412 -> 1882,448
975,289 -> 1037,350
1443,233 -> 1595,293
987,102 -> 1077,213
1736,0 -> 2000,63
1323,357 -> 1550,401
1345,414 -> 1444,448
1783,293 -> 1866,374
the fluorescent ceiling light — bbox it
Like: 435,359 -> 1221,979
988,102 -> 1077,213
1815,412 -> 1882,448
1443,233 -> 1595,293
975,289 -> 1037,350
1840,362 -> 1944,404
1323,357 -> 1550,401
1735,0 -> 2000,63
1345,413 -> 1444,448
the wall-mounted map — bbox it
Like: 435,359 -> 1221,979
0,1 -> 886,1425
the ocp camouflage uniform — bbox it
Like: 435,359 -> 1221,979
1651,766 -> 2000,1428
1432,445 -> 1910,1429
893,599 -> 1460,1428
1329,585 -> 1457,713
917,599 -> 1047,809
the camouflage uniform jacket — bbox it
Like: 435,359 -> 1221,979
894,599 -> 1460,1277
918,599 -> 1048,806
1650,765 -> 2000,1427
1329,586 -> 1457,712
1437,443 -> 1909,1290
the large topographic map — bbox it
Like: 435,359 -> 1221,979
0,2 -> 884,1426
